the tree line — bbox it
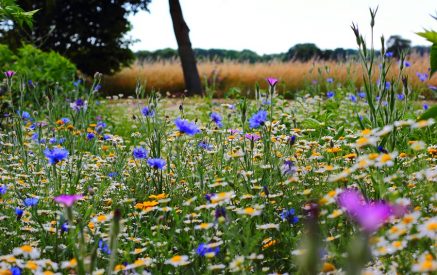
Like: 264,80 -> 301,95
136,42 -> 431,63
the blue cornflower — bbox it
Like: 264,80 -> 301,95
174,118 -> 200,135
326,77 -> 334,83
281,160 -> 297,176
289,135 -> 296,145
87,132 -> 95,140
44,148 -> 69,165
108,172 -> 118,178
423,104 -> 429,110
397,94 -> 405,100
147,158 -> 166,169
358,91 -> 366,99
429,85 -> 437,91
94,84 -> 102,91
349,94 -> 357,102
198,141 -> 213,151
132,147 -> 148,159
15,207 -> 24,218
61,222 -> 69,233
280,208 -> 299,224
61,117 -> 70,124
31,133 -> 45,144
103,134 -> 111,141
210,112 -> 223,128
96,121 -> 107,133
404,61 -> 411,67
24,197 -> 39,207
10,267 -> 21,275
249,110 -> 268,129
326,91 -> 335,98
49,137 -> 58,144
17,110 -> 31,120
141,106 -> 155,117
417,72 -> 428,82
98,239 -> 111,255
196,243 -> 220,257
385,82 -> 391,90
0,185 -> 7,195
385,51 -> 394,57
73,79 -> 82,87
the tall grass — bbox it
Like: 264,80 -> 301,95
103,54 -> 437,97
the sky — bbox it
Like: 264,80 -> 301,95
127,0 -> 437,54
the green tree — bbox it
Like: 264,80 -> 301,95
386,35 -> 411,58
284,43 -> 322,62
0,0 -> 37,27
0,0 -> 151,75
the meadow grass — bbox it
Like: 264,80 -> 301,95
103,54 -> 437,98
0,69 -> 435,274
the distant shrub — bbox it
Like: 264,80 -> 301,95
0,44 -> 76,85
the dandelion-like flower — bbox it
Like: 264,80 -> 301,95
165,255 -> 190,267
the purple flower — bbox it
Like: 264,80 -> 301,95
249,110 -> 268,129
266,77 -> 278,87
326,91 -> 335,98
86,132 -> 95,140
337,188 -> 394,233
281,160 -> 297,176
98,239 -> 111,255
326,77 -> 334,83
423,104 -> 429,110
210,112 -> 223,128
132,147 -> 148,159
416,72 -> 428,82
44,148 -> 69,165
175,118 -> 200,135
54,194 -> 84,207
15,207 -> 24,218
358,91 -> 366,99
428,85 -> 437,91
198,141 -> 213,151
141,106 -> 154,117
349,94 -> 357,102
385,51 -> 393,58
385,81 -> 391,90
70,99 -> 88,111
404,61 -> 411,67
4,70 -> 15,78
147,158 -> 166,169
245,133 -> 261,141
397,94 -> 405,100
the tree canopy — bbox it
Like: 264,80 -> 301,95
0,0 -> 151,75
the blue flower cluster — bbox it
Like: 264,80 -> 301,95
44,148 -> 69,165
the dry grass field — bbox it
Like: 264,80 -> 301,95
103,54 -> 437,97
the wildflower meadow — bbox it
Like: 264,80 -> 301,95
0,2 -> 436,275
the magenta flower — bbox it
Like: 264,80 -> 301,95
54,194 -> 84,207
245,133 -> 261,141
4,70 -> 15,78
266,77 -> 278,87
337,188 -> 394,233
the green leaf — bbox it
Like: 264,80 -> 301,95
417,105 -> 437,120
416,29 -> 437,44
431,44 -> 437,77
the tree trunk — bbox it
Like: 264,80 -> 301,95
169,0 -> 202,96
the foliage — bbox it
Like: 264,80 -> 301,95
417,12 -> 437,77
0,0 -> 37,27
0,0 -> 151,75
386,35 -> 411,58
0,43 -> 76,85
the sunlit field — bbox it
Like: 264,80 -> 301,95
104,54 -> 437,98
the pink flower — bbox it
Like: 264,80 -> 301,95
4,70 -> 15,78
337,188 -> 395,233
54,194 -> 84,207
266,77 -> 278,87
245,133 -> 261,141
